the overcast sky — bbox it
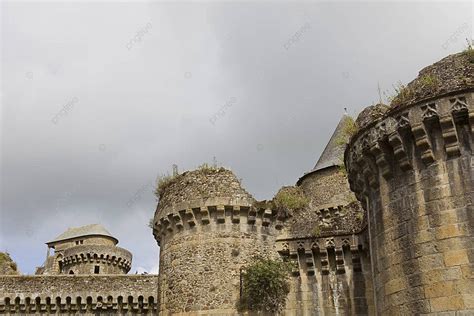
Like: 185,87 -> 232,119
1,1 -> 472,274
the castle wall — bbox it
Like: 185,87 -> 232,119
0,275 -> 158,315
274,162 -> 373,315
346,88 -> 474,314
278,234 -> 374,316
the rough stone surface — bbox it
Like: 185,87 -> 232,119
346,52 -> 474,314
288,167 -> 365,238
355,103 -> 390,130
156,168 -> 254,212
154,167 -> 282,315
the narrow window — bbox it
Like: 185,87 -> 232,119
94,265 -> 100,274
69,270 -> 74,275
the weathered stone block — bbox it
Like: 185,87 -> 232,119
430,295 -> 465,312
444,249 -> 470,267
385,277 -> 407,295
424,281 -> 455,298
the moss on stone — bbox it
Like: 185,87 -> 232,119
253,200 -> 276,210
154,173 -> 176,198
273,186 -> 309,217
154,164 -> 228,199
335,116 -> 358,146
0,252 -> 18,275
464,42 -> 474,63
390,52 -> 473,108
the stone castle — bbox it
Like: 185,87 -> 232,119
1,51 -> 473,315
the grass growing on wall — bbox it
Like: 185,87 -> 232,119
154,162 -> 223,199
238,258 -> 292,314
154,173 -> 176,199
273,186 -> 309,218
0,252 -> 17,272
464,41 -> 474,63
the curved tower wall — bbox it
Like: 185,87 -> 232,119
153,168 -> 283,315
61,244 -> 132,275
346,86 -> 474,312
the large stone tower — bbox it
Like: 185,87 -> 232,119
37,224 -> 132,275
345,52 -> 474,314
152,167 -> 283,315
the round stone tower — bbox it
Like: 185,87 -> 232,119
40,224 -> 132,275
345,52 -> 474,314
152,167 -> 283,315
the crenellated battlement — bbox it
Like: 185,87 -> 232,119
61,245 -> 132,272
153,202 -> 284,245
1,294 -> 155,314
0,275 -> 158,315
344,52 -> 474,315
346,91 -> 474,202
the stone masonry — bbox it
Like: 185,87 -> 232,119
153,168 -> 284,315
345,52 -> 474,314
0,275 -> 158,314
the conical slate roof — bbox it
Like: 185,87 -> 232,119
313,114 -> 351,171
297,114 -> 351,184
46,224 -> 118,245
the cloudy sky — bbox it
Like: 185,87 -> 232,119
1,1 -> 472,274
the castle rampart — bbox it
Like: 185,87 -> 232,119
345,52 -> 474,314
0,275 -> 158,315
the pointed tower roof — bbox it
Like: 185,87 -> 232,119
297,114 -> 352,184
313,114 -> 352,171
46,224 -> 118,245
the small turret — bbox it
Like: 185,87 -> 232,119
37,224 -> 132,275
